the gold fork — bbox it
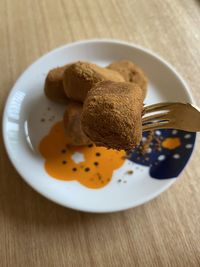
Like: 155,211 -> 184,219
142,102 -> 200,132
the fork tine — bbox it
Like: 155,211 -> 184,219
142,102 -> 200,132
142,112 -> 170,123
142,121 -> 172,132
144,102 -> 176,114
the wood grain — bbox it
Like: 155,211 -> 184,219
0,0 -> 200,266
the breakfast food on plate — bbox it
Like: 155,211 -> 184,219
44,65 -> 70,104
63,61 -> 124,102
81,81 -> 144,151
107,60 -> 148,99
44,60 -> 147,150
63,101 -> 92,146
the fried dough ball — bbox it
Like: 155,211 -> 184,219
107,60 -> 148,99
81,81 -> 143,151
63,101 -> 92,146
44,65 -> 70,104
63,61 -> 124,102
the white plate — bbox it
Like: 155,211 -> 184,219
3,39 -> 196,212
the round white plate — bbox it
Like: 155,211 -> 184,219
3,39 -> 196,212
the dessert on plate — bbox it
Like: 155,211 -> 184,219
81,81 -> 143,151
107,60 -> 148,99
44,60 -> 147,150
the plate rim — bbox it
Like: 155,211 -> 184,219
2,39 -> 196,213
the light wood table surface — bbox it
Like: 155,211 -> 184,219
0,0 -> 200,266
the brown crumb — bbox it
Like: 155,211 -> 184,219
140,131 -> 154,155
126,170 -> 134,175
97,173 -> 102,180
136,130 -> 164,157
121,155 -> 128,160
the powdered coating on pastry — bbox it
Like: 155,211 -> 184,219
63,101 -> 91,146
44,65 -> 70,104
81,81 -> 143,151
107,60 -> 148,99
63,61 -> 125,102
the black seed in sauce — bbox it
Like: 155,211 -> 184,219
94,162 -> 99,166
61,149 -> 66,154
62,160 -> 67,164
84,167 -> 90,172
88,144 -> 93,148
41,118 -> 45,122
72,168 -> 77,172
96,152 -> 101,157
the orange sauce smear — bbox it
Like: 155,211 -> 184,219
39,121 -> 125,189
162,137 -> 181,150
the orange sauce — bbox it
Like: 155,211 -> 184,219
39,121 -> 125,189
162,137 -> 181,150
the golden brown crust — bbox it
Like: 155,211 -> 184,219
107,60 -> 148,99
63,61 -> 124,102
63,101 -> 92,146
81,81 -> 143,151
44,65 -> 70,104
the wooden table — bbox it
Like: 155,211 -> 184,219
0,0 -> 200,266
